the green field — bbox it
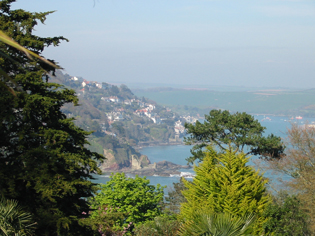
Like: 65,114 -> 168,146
134,89 -> 315,116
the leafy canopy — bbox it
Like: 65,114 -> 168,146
89,173 -> 165,234
264,123 -> 315,232
184,109 -> 285,164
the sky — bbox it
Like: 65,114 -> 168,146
12,0 -> 315,88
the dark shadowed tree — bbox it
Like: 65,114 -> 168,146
0,1 -> 104,235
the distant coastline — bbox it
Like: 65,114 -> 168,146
134,140 -> 184,151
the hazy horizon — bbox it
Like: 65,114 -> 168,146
14,0 -> 315,88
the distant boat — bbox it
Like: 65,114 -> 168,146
296,116 -> 303,120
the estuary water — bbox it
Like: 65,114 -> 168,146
93,115 -> 315,190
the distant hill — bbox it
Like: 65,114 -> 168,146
133,88 -> 315,117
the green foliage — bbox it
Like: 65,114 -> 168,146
0,1 -> 104,235
263,192 -> 310,236
89,173 -> 165,233
134,215 -> 179,236
184,109 -> 285,164
163,177 -> 187,214
178,211 -> 256,236
179,147 -> 271,233
80,206 -> 128,236
0,197 -> 36,236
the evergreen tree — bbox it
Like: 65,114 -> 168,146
179,147 -> 271,233
184,109 -> 285,164
0,1 -> 104,235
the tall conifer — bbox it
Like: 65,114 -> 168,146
0,1 -> 104,235
179,147 -> 271,233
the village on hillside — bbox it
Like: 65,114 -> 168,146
74,76 -> 197,137
52,72 -> 198,149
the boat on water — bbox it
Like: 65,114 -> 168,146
296,116 -> 303,120
261,117 -> 272,122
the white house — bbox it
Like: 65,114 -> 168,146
109,96 -> 120,103
124,99 -> 132,105
151,116 -> 161,124
101,97 -> 110,102
148,104 -> 156,111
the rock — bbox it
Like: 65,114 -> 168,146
100,148 -> 192,177
100,149 -> 151,171
156,161 -> 191,170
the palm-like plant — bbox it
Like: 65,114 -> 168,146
178,211 -> 256,236
0,197 -> 36,236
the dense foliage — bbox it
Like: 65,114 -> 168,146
264,123 -> 315,232
89,173 -> 165,234
163,177 -> 186,214
263,192 -> 310,236
179,147 -> 271,233
184,109 -> 285,164
0,1 -> 104,235
134,215 -> 179,236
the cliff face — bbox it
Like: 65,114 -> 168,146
100,149 -> 151,171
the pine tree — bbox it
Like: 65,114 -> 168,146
179,147 -> 271,233
0,1 -> 104,235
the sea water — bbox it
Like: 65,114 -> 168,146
93,115 -> 315,191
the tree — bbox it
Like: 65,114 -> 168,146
264,123 -> 315,232
263,192 -> 310,236
80,206 -> 128,236
0,197 -> 36,236
89,173 -> 165,234
163,177 -> 187,214
0,1 -> 104,235
184,109 -> 285,164
179,147 -> 271,233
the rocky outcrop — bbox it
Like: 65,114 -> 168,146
131,155 -> 151,169
156,160 -> 190,170
100,149 -> 151,171
100,148 -> 192,176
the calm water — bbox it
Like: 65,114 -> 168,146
93,115 -> 315,191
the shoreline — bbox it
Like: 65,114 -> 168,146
133,140 -> 184,151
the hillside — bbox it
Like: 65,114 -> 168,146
49,71 -> 194,172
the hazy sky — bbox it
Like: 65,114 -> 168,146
13,0 -> 315,88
